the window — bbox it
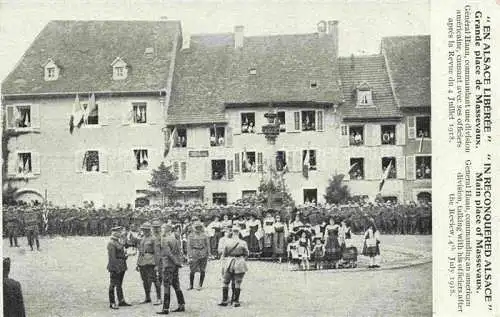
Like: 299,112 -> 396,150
81,103 -> 99,125
302,150 -> 317,170
381,125 -> 396,145
276,151 -> 287,172
349,126 -> 364,146
341,125 -> 348,136
212,160 -> 227,180
47,67 -> 56,79
303,189 -> 318,204
310,80 -> 318,88
132,103 -> 147,124
134,149 -> 149,170
17,152 -> 32,174
416,116 -> 431,138
241,113 -> 256,133
14,106 -> 31,128
301,111 -> 316,131
44,58 -> 59,81
242,190 -> 257,199
249,68 -> 257,75
242,151 -> 256,173
416,156 -> 431,179
213,193 -> 228,205
83,151 -> 99,172
210,126 -> 225,146
277,111 -> 286,132
174,128 -> 187,148
357,90 -> 373,106
349,158 -> 364,180
381,157 -> 397,179
111,57 -> 128,80
115,67 -> 124,77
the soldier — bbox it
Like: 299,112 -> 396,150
218,226 -> 249,307
3,257 -> 26,317
107,226 -> 132,309
157,223 -> 185,315
24,208 -> 40,251
151,220 -> 163,305
187,221 -> 210,290
5,208 -> 20,247
136,222 -> 158,304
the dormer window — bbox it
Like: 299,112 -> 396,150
356,82 -> 373,107
310,80 -> 318,88
249,68 -> 257,75
111,57 -> 128,80
44,58 -> 59,81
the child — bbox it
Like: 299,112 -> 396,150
297,231 -> 310,270
286,236 -> 300,270
311,237 -> 325,270
362,220 -> 381,268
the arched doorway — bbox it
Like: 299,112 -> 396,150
15,189 -> 44,205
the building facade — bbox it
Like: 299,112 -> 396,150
2,20 -> 430,207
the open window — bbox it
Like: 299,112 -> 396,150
302,150 -> 317,170
212,160 -> 227,180
210,126 -> 225,146
134,149 -> 149,170
356,82 -> 373,106
213,193 -> 228,205
416,116 -> 431,138
241,113 -> 256,133
277,111 -> 286,132
174,128 -> 187,148
349,158 -> 364,180
14,105 -> 31,128
303,188 -> 318,204
80,103 -> 99,125
111,57 -> 128,80
242,151 -> 256,173
44,58 -> 59,81
301,110 -> 316,131
416,156 -> 431,179
381,157 -> 397,179
83,151 -> 100,172
132,103 -> 147,124
349,126 -> 364,146
276,151 -> 287,172
381,125 -> 396,145
242,190 -> 257,199
17,152 -> 32,174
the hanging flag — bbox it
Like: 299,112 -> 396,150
302,150 -> 310,178
348,162 -> 358,175
163,127 -> 177,158
378,160 -> 393,192
69,94 -> 80,134
418,134 -> 424,153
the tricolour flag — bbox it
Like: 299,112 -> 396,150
69,94 -> 83,134
302,150 -> 310,179
163,127 -> 177,158
378,160 -> 393,192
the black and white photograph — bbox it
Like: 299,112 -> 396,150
1,1 -> 431,316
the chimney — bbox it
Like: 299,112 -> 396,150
327,20 -> 339,57
317,21 -> 327,38
234,25 -> 244,48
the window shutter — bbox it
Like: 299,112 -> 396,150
6,106 -> 15,129
293,112 -> 300,131
316,110 -> 324,131
148,104 -> 157,125
364,157 -> 375,180
226,127 -> 233,147
234,153 -> 240,173
287,151 -> 294,172
340,124 -> 349,147
371,124 -> 381,146
285,111 -> 294,132
31,104 -> 40,129
257,152 -> 263,172
315,149 -> 320,171
31,152 -> 41,175
406,156 -> 416,180
396,156 -> 406,179
99,104 -> 108,126
204,160 -> 211,181
181,161 -> 187,180
396,123 -> 406,145
234,113 -> 241,135
186,128 -> 195,148
7,152 -> 17,176
75,151 -> 83,173
227,160 -> 234,180
173,161 -> 180,177
295,150 -> 302,172
100,151 -> 108,172
126,149 -> 135,172
407,116 -> 416,139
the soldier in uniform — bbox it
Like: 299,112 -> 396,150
107,226 -> 132,309
151,220 -> 163,305
218,226 -> 249,307
157,223 -> 185,315
136,222 -> 160,304
186,221 -> 210,290
24,208 -> 40,251
5,208 -> 20,247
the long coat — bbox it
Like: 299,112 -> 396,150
3,278 -> 26,317
107,238 -> 127,272
187,231 -> 210,260
161,233 -> 183,269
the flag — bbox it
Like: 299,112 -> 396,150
302,150 -> 310,178
69,94 -> 80,134
418,134 -> 424,153
163,127 -> 177,158
378,160 -> 393,192
348,162 -> 358,175
243,148 -> 250,172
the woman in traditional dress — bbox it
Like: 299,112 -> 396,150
247,214 -> 262,255
324,217 -> 341,269
289,214 -> 304,233
362,220 -> 381,268
272,214 -> 288,262
262,211 -> 275,257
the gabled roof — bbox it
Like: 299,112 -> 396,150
2,20 -> 181,95
381,35 -> 430,108
167,35 -> 232,125
224,33 -> 342,104
338,55 -> 402,120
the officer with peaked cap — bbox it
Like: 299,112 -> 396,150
107,226 -> 132,309
187,221 -> 210,290
137,222 -> 159,305
151,220 -> 163,305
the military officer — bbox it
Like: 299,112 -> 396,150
186,221 -> 210,290
5,208 -> 20,247
157,223 -> 185,315
107,226 -> 132,309
136,222 -> 159,305
24,208 -> 40,251
151,220 -> 163,305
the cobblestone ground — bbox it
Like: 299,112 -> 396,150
3,235 -> 431,317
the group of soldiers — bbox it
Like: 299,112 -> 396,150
107,215 -> 249,313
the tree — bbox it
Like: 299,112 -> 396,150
324,174 -> 351,204
147,162 -> 178,207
